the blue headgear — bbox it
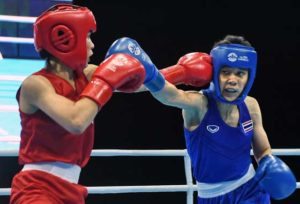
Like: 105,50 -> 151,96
209,43 -> 257,104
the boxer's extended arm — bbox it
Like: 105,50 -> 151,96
106,37 -> 212,110
147,51 -> 212,110
151,81 -> 205,110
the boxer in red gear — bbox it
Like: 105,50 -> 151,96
10,4 -> 145,204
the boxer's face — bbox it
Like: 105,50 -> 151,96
219,67 -> 249,102
86,32 -> 95,63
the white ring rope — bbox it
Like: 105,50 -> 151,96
0,75 -> 26,81
1,149 -> 300,157
0,15 -> 36,23
91,149 -> 187,157
0,36 -> 34,44
0,185 -> 200,196
87,185 -> 198,194
1,184 -> 300,196
0,185 -> 199,196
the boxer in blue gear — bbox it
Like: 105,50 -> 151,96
138,35 -> 296,203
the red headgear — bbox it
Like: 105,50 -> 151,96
34,4 -> 97,71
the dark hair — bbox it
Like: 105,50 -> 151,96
213,35 -> 252,48
39,49 -> 51,59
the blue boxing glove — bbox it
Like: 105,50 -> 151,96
254,154 -> 296,200
105,37 -> 165,92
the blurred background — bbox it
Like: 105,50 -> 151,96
1,0 -> 300,203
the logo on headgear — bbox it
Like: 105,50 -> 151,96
227,52 -> 238,62
128,42 -> 141,56
238,55 -> 249,62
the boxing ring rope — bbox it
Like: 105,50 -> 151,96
0,149 -> 300,204
0,15 -> 36,23
0,36 -> 33,44
0,15 -> 35,44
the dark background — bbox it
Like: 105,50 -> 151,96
1,0 -> 300,203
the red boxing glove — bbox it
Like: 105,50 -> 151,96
160,52 -> 212,87
80,53 -> 145,107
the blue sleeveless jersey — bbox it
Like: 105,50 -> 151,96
184,90 -> 254,183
